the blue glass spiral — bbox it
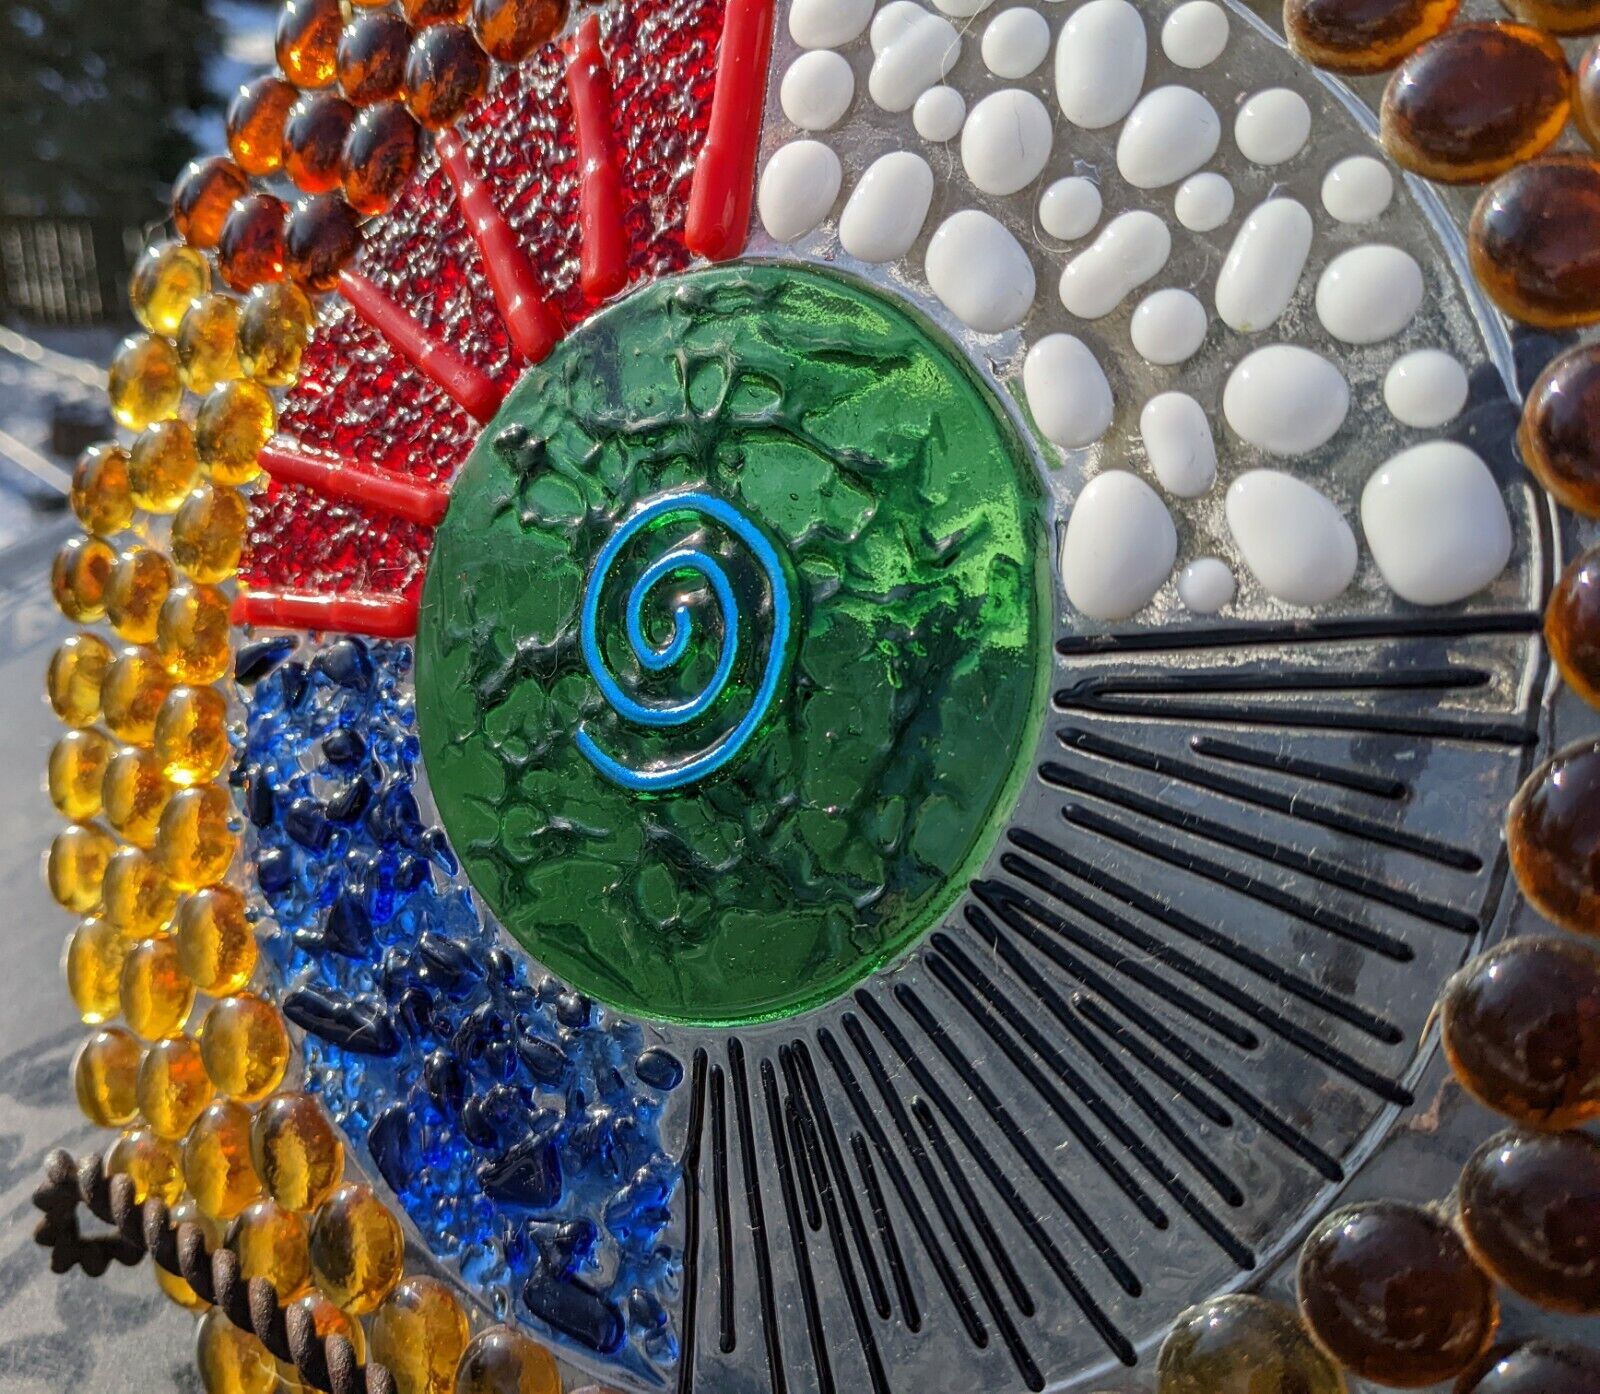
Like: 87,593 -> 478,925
577,491 -> 791,792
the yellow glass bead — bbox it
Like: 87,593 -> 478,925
309,1183 -> 404,1314
50,534 -> 116,623
371,1276 -> 470,1394
70,442 -> 135,536
281,1291 -> 367,1383
47,821 -> 115,912
454,1326 -> 560,1394
157,583 -> 234,684
1160,1295 -> 1346,1394
108,333 -> 183,430
184,1097 -> 262,1221
73,1024 -> 143,1126
155,685 -> 234,787
47,632 -> 113,727
239,280 -> 314,386
157,1195 -> 221,1309
48,727 -> 113,820
129,418 -> 201,515
201,993 -> 290,1102
196,380 -> 274,487
155,784 -> 237,890
178,294 -> 244,395
175,885 -> 257,996
101,844 -> 180,938
138,1034 -> 215,1140
196,1305 -> 280,1394
130,241 -> 211,336
65,914 -> 130,1023
106,1124 -> 185,1203
104,546 -> 176,644
120,934 -> 196,1040
101,646 -> 174,746
252,1091 -> 344,1212
228,1197 -> 313,1298
172,484 -> 249,584
101,745 -> 174,848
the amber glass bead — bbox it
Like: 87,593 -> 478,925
175,885 -> 258,997
454,1326 -> 561,1394
1287,0 -> 1455,73
218,194 -> 289,293
157,583 -> 234,684
50,535 -> 114,623
197,380 -> 273,486
48,632 -> 113,728
1298,1201 -> 1498,1388
240,281 -> 315,387
252,1091 -> 344,1212
201,993 -> 290,1102
102,746 -> 173,848
228,1197 -> 312,1298
74,1025 -> 143,1126
1547,544 -> 1600,706
106,1125 -> 185,1204
404,23 -> 490,130
105,547 -> 175,643
1521,344 -> 1600,519
155,685 -> 233,787
155,784 -> 237,890
310,1183 -> 404,1313
1509,740 -> 1600,935
278,0 -> 346,88
1499,0 -> 1600,33
285,92 -> 356,194
285,1291 -> 368,1371
1158,1294 -> 1345,1394
1470,157 -> 1600,329
1458,1340 -> 1600,1394
228,75 -> 298,177
1459,1129 -> 1600,1312
108,333 -> 183,430
286,193 -> 363,293
129,419 -> 201,515
69,443 -> 134,537
185,1098 -> 262,1221
158,1195 -> 221,1309
174,158 -> 250,251
120,934 -> 195,1040
1380,24 -> 1569,185
66,914 -> 129,1023
1579,43 -> 1600,151
371,1277 -> 470,1394
49,728 -> 112,820
343,102 -> 421,216
138,1034 -> 214,1140
405,0 -> 471,25
101,844 -> 180,938
48,821 -> 115,912
196,1305 -> 280,1394
472,0 -> 567,61
178,294 -> 244,395
130,240 -> 211,336
339,12 -> 411,105
172,484 -> 248,584
101,648 -> 174,747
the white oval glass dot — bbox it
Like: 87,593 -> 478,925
1235,88 -> 1312,165
1161,0 -> 1228,67
1322,155 -> 1395,224
1384,350 -> 1469,428
780,51 -> 855,131
982,7 -> 1051,76
1175,172 -> 1233,232
1130,289 -> 1208,366
913,85 -> 966,142
1178,557 -> 1235,613
1039,177 -> 1103,240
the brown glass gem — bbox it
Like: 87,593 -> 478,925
1547,543 -> 1600,705
1297,1201 -> 1497,1388
1457,1340 -> 1600,1394
338,12 -> 414,106
342,102 -> 423,217
285,195 -> 363,295
276,0 -> 345,89
284,92 -> 357,195
1508,738 -> 1600,936
227,76 -> 298,177
404,0 -> 472,26
1470,156 -> 1600,329
404,22 -> 490,130
472,0 -> 570,63
218,194 -> 289,293
1499,0 -> 1600,35
172,158 -> 250,251
1578,42 -> 1600,151
1521,343 -> 1600,520
1285,0 -> 1458,73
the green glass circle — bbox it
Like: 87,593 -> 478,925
417,263 -> 1048,1025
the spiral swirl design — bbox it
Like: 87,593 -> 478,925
576,491 -> 791,792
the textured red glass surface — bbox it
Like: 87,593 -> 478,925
244,0 -> 726,601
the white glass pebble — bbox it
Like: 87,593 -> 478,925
1178,557 -> 1236,613
1214,198 -> 1313,334
869,11 -> 961,112
932,0 -> 996,17
838,151 -> 934,262
1161,0 -> 1229,67
1116,86 -> 1221,190
1384,350 -> 1469,428
1140,391 -> 1217,497
1226,470 -> 1357,606
1039,177 -> 1102,240
871,0 -> 926,52
1024,334 -> 1115,449
1321,155 -> 1394,224
912,85 -> 966,142
780,51 -> 855,131
1062,472 -> 1178,621
1175,172 -> 1233,232
1235,88 -> 1312,165
757,140 -> 842,241
1314,244 -> 1424,345
790,0 -> 875,48
1130,289 -> 1208,365
982,7 -> 1051,77
925,209 -> 1036,333
1059,210 -> 1172,319
962,89 -> 1054,196
1361,442 -> 1512,606
1223,344 -> 1350,457
1055,0 -> 1147,129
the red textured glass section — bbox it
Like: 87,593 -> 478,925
243,0 -> 727,600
